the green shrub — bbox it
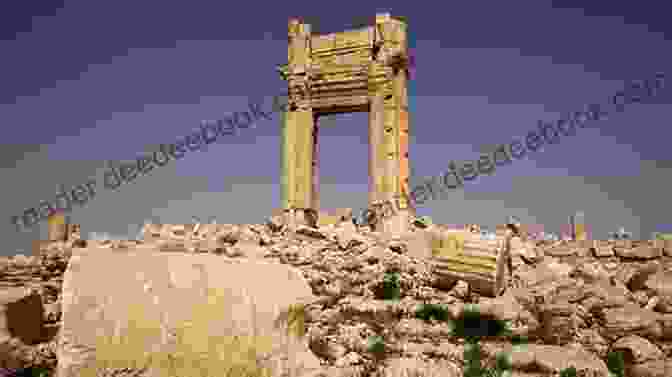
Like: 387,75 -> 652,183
653,232 -> 672,241
414,216 -> 433,228
463,340 -> 483,377
448,305 -> 511,341
559,366 -> 577,377
366,336 -> 385,357
606,351 -> 625,377
375,273 -> 401,300
450,305 -> 623,377
493,352 -> 512,376
478,352 -> 512,377
414,303 -> 449,322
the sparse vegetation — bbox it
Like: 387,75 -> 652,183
606,351 -> 625,377
448,305 -> 511,341
449,305 -> 623,377
653,232 -> 672,241
414,303 -> 449,322
0,366 -> 53,377
559,366 -> 577,377
414,216 -> 433,228
448,305 -> 515,377
366,336 -> 385,358
375,272 -> 401,300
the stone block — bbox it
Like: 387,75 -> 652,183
424,229 -> 509,297
57,249 -> 319,377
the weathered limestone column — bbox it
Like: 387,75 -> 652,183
281,19 -> 316,227
282,110 -> 316,228
367,13 -> 413,235
312,115 -> 320,212
368,91 -> 385,207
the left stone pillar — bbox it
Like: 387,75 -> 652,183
281,18 -> 316,228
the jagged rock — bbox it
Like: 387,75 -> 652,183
577,329 -> 610,358
580,280 -> 630,312
509,344 -> 609,376
627,359 -> 672,377
657,313 -> 672,340
615,244 -> 662,259
538,302 -> 578,345
296,226 -> 327,240
644,271 -> 672,298
654,295 -> 672,313
611,335 -> 664,364
575,261 -> 611,283
599,304 -> 662,340
544,243 -> 578,257
511,344 -> 608,377
591,241 -> 615,257
626,262 -> 663,291
0,336 -> 32,370
383,357 -> 460,377
516,259 -> 574,289
6,223 -> 672,376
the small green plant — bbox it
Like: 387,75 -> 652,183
448,305 -> 511,341
376,272 -> 401,300
606,351 -> 625,377
445,305 -> 515,377
0,366 -> 54,377
414,216 -> 433,228
493,352 -> 513,377
449,305 -> 627,377
27,366 -> 53,377
366,335 -> 386,357
653,232 -> 672,241
559,366 -> 577,377
414,303 -> 449,322
463,340 -> 484,377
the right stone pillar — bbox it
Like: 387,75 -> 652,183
367,13 -> 413,235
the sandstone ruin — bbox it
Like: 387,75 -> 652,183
0,209 -> 670,376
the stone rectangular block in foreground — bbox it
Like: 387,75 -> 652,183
57,249 -> 320,377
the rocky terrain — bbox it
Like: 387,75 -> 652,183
1,215 -> 672,377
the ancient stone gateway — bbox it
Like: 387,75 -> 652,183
277,13 -> 413,233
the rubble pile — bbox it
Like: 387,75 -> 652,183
2,215 -> 672,376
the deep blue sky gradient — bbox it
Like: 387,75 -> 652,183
2,0 -> 671,255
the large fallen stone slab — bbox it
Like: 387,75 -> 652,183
57,249 -> 320,377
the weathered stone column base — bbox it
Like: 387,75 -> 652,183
283,209 -> 317,229
375,209 -> 412,237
